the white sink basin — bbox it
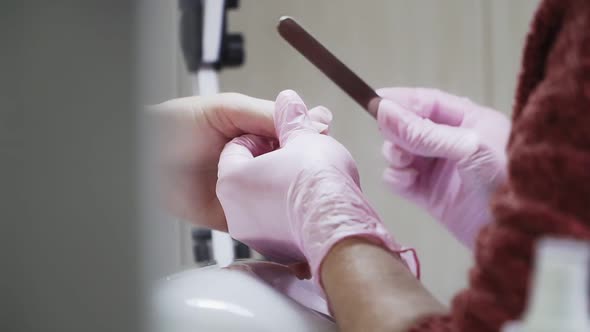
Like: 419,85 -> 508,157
151,260 -> 336,332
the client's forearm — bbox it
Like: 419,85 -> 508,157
322,238 -> 446,332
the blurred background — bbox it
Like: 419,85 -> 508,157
2,1 -> 539,331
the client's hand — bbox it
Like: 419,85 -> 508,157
217,90 -> 418,283
149,93 -> 332,231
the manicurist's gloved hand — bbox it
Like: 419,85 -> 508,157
217,90 -> 418,283
149,93 -> 332,231
376,88 -> 510,249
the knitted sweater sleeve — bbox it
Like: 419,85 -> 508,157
408,0 -> 590,331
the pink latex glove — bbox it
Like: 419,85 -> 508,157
217,90 -> 419,284
149,93 -> 331,231
376,87 -> 510,249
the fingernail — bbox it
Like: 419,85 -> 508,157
312,121 -> 329,133
310,106 -> 333,124
381,140 -> 395,160
389,144 -> 413,167
382,167 -> 417,189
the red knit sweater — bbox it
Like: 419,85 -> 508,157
410,0 -> 590,331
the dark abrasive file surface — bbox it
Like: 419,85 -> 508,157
278,16 -> 381,118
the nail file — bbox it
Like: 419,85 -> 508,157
277,16 -> 382,118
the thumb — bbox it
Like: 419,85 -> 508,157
377,99 -> 478,160
218,134 -> 276,177
274,90 -> 319,147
